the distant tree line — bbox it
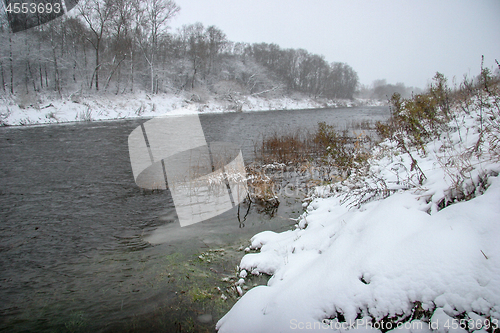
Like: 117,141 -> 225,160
357,79 -> 423,100
0,0 -> 359,99
245,43 -> 358,99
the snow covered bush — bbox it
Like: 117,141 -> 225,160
217,71 -> 500,333
369,70 -> 500,208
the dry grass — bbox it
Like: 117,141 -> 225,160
256,124 -> 374,168
247,121 -> 377,207
257,128 -> 321,164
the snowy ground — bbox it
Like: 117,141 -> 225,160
216,99 -> 500,332
0,91 -> 384,126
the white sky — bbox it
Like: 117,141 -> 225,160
169,0 -> 500,89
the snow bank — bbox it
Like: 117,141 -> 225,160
0,92 -> 384,126
217,102 -> 500,332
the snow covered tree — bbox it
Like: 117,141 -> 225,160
78,0 -> 118,91
135,0 -> 179,93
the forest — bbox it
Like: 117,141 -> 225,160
0,0 -> 360,100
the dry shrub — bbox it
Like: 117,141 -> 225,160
314,122 -> 372,177
376,73 -> 451,151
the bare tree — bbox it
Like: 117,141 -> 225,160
1,1 -> 362,102
184,23 -> 208,89
105,0 -> 136,92
206,25 -> 227,74
136,0 -> 179,93
8,32 -> 14,94
78,0 -> 117,91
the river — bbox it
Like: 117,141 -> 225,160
0,106 -> 389,332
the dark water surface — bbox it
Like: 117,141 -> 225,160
0,106 -> 389,332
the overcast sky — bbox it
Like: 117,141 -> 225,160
169,0 -> 500,89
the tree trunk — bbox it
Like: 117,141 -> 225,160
51,38 -> 61,96
1,61 -> 5,92
24,62 -> 29,94
104,55 -> 126,91
150,56 -> 154,94
44,65 -> 48,88
191,57 -> 197,89
95,44 -> 99,91
116,64 -> 121,94
27,61 -> 36,92
38,31 -> 44,89
39,65 -> 43,89
83,43 -> 88,87
130,46 -> 134,92
9,34 -> 14,94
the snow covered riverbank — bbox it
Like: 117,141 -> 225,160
0,91 -> 384,126
217,92 -> 500,332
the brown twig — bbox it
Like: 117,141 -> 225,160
480,250 -> 489,259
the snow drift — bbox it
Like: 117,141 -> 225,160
217,90 -> 500,332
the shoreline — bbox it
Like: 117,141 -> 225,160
0,92 -> 386,127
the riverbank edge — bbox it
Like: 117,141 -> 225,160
216,88 -> 500,332
0,91 -> 385,127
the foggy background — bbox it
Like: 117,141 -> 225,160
170,0 -> 500,89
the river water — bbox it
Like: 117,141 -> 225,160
0,106 -> 389,332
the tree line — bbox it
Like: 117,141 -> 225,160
357,79 -> 423,100
0,0 -> 359,100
